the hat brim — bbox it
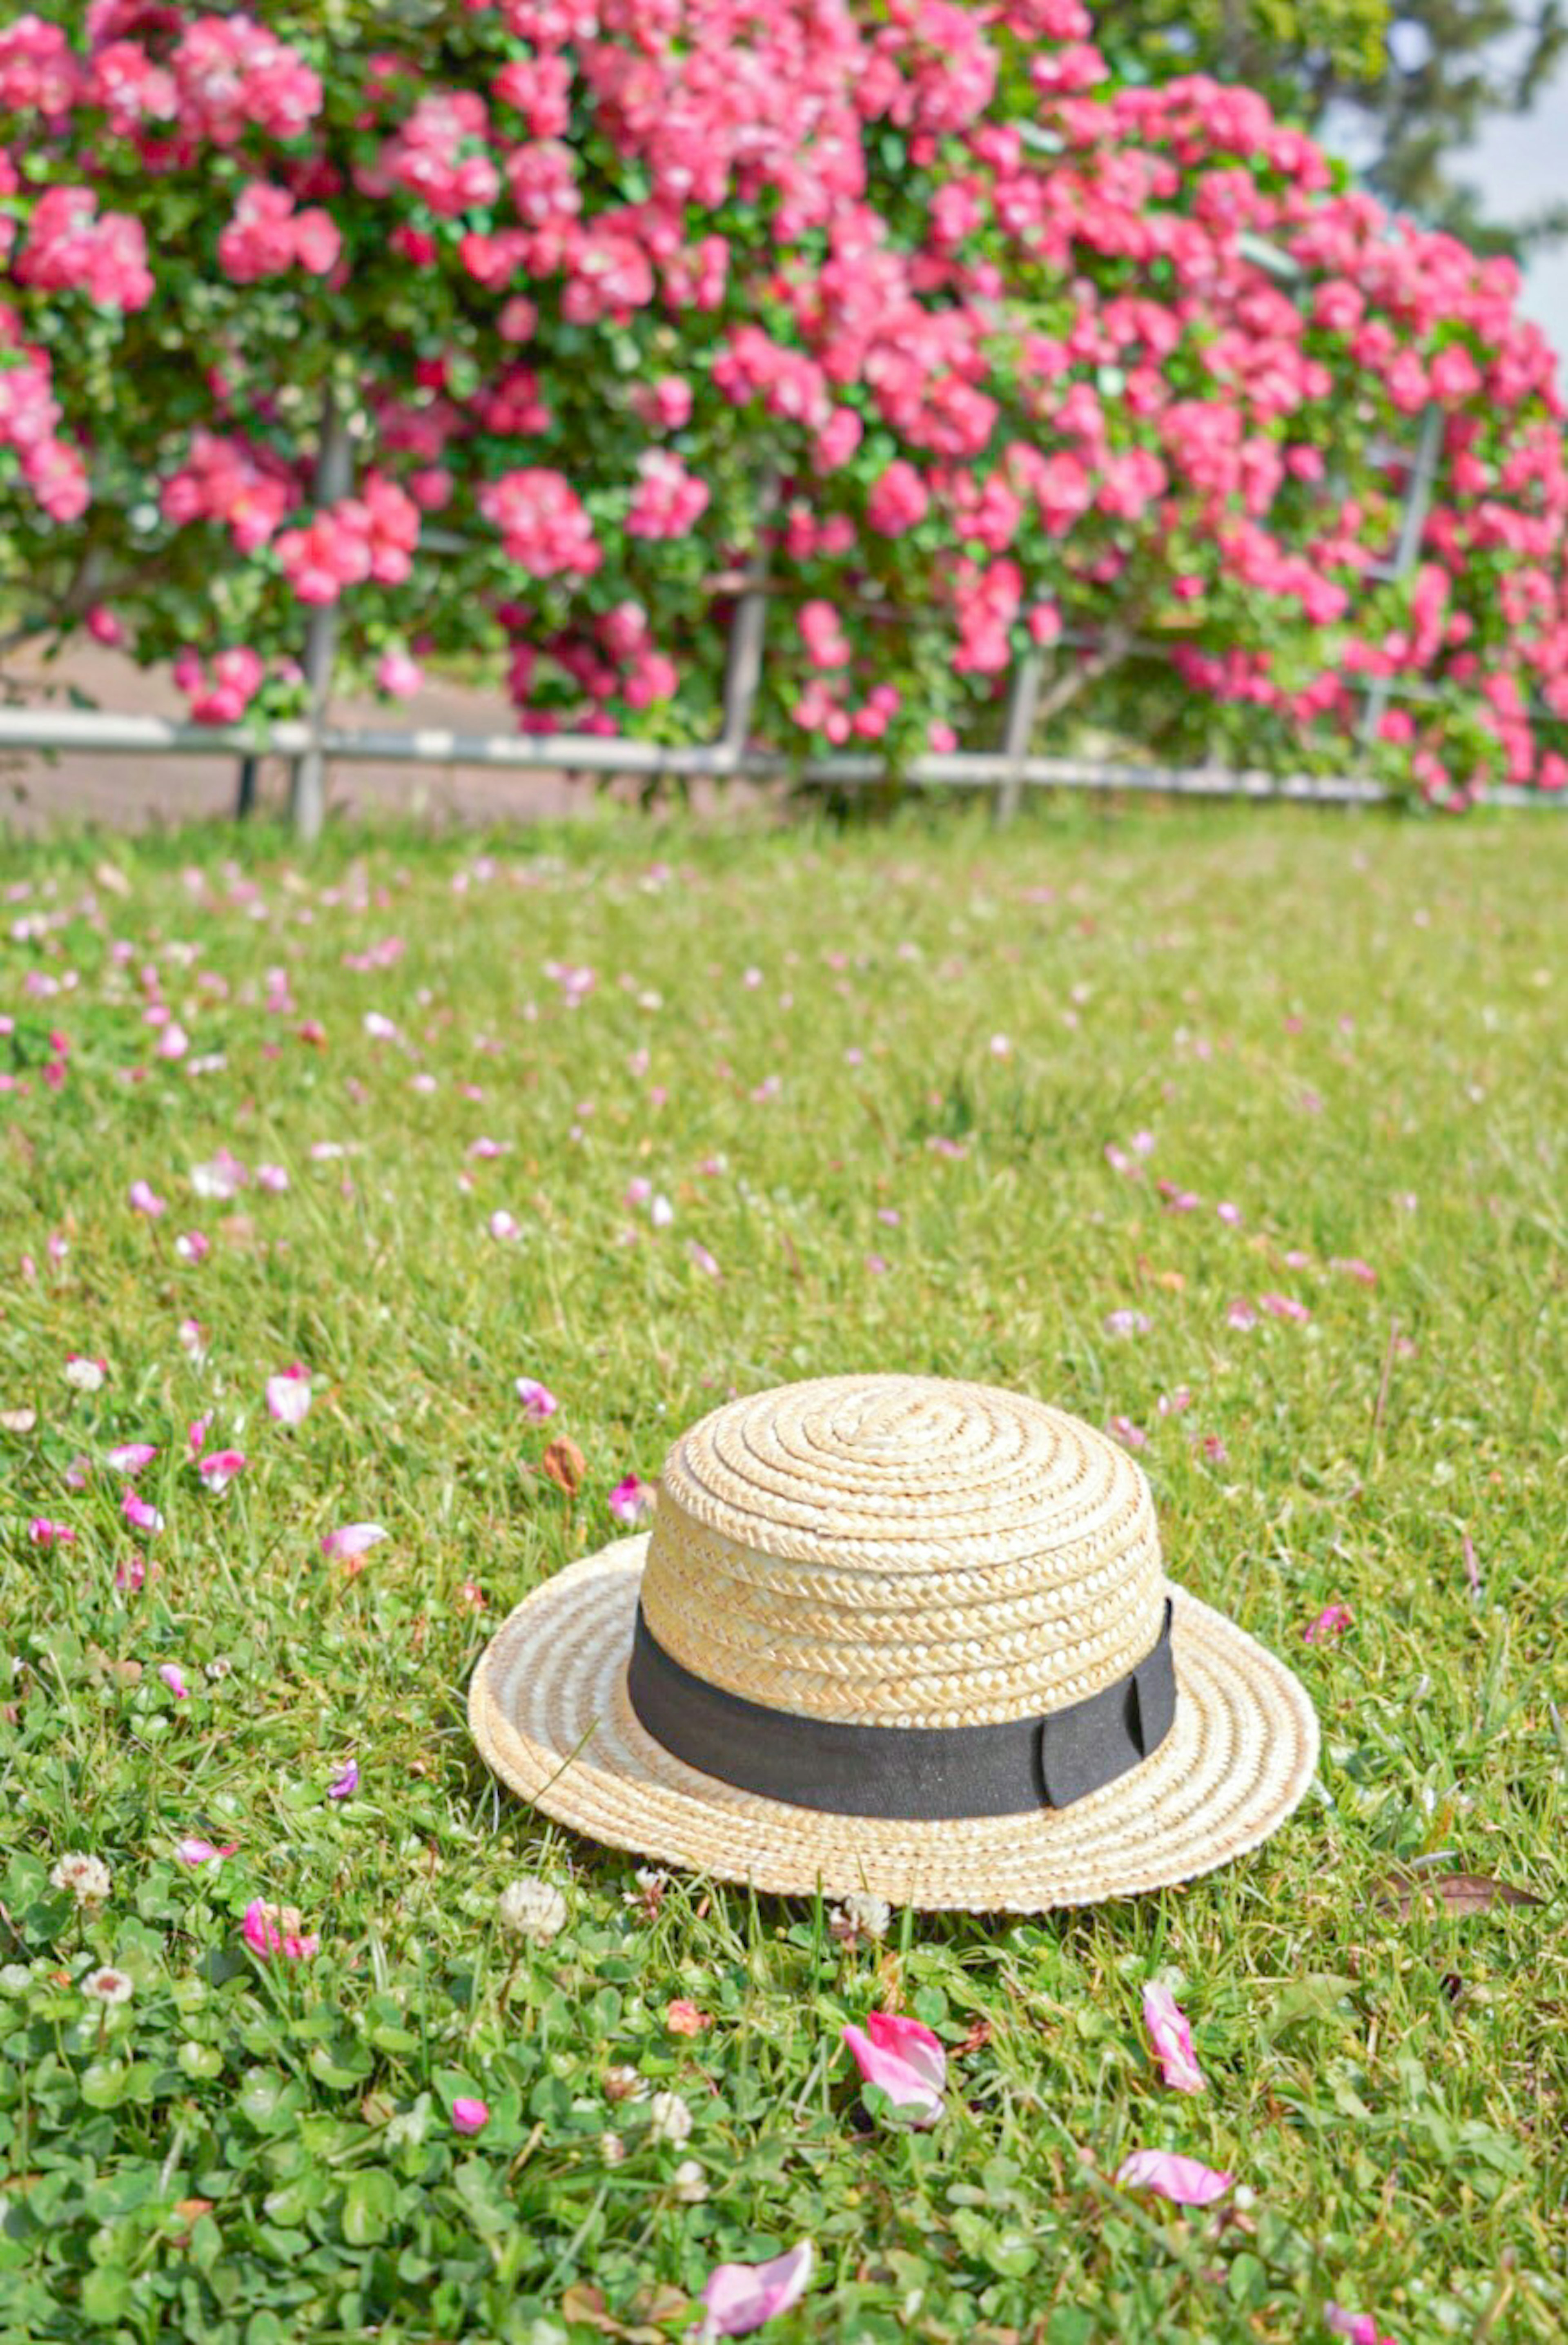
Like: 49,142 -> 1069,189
468,1537 -> 1320,1912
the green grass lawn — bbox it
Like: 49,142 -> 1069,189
1,800 -> 1564,2345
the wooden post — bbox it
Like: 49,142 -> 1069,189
993,649 -> 1043,826
289,392 -> 354,843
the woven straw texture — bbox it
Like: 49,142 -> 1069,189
646,1376 -> 1163,1726
469,1377 -> 1321,1910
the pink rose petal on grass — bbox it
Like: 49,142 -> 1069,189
1259,1292 -> 1312,1323
106,1442 -> 158,1475
450,2097 -> 490,2136
1304,1603 -> 1354,1644
608,1474 -> 655,1527
1114,2148 -> 1234,2205
198,1448 -> 246,1492
266,1365 -> 312,1426
122,1488 -> 163,1532
327,1758 -> 359,1800
842,2011 -> 946,2127
158,1663 -> 191,1699
1325,2307 -> 1395,2345
1143,1983 -> 1206,2094
128,1179 -> 165,1216
175,1230 -> 209,1263
321,1522 -> 387,1561
242,1898 -> 319,1962
700,2240 -> 815,2340
515,1376 -> 558,1421
29,1517 -> 75,1546
176,1837 -> 238,1866
489,1209 -> 520,1240
1225,1298 -> 1258,1331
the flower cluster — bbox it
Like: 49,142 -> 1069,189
0,1 -> 1564,795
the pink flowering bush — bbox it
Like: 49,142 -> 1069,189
1,2 -> 1566,802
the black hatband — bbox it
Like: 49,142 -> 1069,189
625,1598 -> 1176,1821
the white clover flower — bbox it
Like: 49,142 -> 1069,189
671,2158 -> 708,2202
385,2104 -> 430,2152
50,1852 -> 112,1906
829,1892 -> 891,1944
204,1655 -> 234,1682
600,2131 -> 627,2167
82,1966 -> 134,2005
647,2091 -> 692,2147
497,1877 -> 568,1942
603,2064 -> 648,2104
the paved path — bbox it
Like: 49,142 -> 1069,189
0,642 -> 656,832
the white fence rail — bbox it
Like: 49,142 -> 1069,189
0,704 -> 1553,813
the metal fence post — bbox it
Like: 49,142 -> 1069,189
993,649 -> 1043,825
1359,401 -> 1444,753
289,391 -> 354,843
234,754 -> 258,818
717,473 -> 777,769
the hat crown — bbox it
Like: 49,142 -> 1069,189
641,1374 -> 1166,1729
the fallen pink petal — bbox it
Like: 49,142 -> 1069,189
266,1366 -> 312,1427
128,1179 -> 165,1217
1304,1603 -> 1354,1644
1259,1292 -> 1312,1323
608,1474 -> 656,1527
700,2240 -> 815,2340
321,1522 -> 388,1561
105,1442 -> 158,1475
242,1898 -> 320,1962
29,1517 -> 75,1546
158,1663 -> 191,1700
122,1488 -> 163,1533
515,1376 -> 559,1421
198,1448 -> 247,1492
1325,2307 -> 1394,2345
842,2010 -> 947,2127
175,1837 -> 238,1866
1143,1982 -> 1207,2094
450,2096 -> 490,2135
327,1758 -> 359,1800
1114,2149 -> 1235,2205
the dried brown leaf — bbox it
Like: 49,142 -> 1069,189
1375,1871 -> 1543,1919
542,1434 -> 586,1498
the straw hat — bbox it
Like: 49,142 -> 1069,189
469,1375 -> 1319,1910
